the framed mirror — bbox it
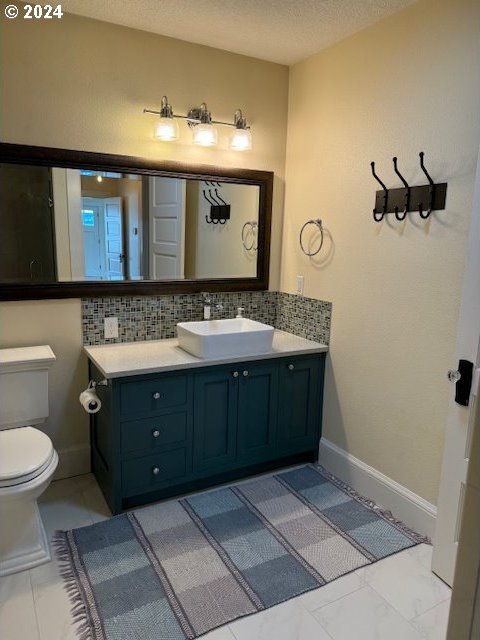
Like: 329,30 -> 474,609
0,143 -> 273,300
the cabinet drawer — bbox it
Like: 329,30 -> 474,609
121,412 -> 187,455
122,447 -> 187,497
119,376 -> 187,417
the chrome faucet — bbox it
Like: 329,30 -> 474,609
201,292 -> 223,320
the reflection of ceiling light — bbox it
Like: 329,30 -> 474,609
154,96 -> 179,141
144,96 -> 252,150
96,175 -> 103,182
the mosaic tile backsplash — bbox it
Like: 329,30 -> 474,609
82,292 -> 332,346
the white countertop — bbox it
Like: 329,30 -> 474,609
84,330 -> 328,379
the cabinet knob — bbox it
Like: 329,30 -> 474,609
152,392 -> 161,400
243,370 -> 249,377
288,364 -> 295,370
152,429 -> 160,438
232,371 -> 239,378
152,466 -> 161,475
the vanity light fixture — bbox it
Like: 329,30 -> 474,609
188,103 -> 218,147
153,96 -> 179,141
229,110 -> 252,151
144,96 -> 252,150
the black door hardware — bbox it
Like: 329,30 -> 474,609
448,359 -> 474,407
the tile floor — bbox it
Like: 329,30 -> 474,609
0,473 -> 452,640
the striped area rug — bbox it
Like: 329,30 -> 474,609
55,464 -> 428,640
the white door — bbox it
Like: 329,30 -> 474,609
103,197 -> 124,280
148,177 -> 185,279
82,197 -> 124,280
81,200 -> 103,279
433,147 -> 480,586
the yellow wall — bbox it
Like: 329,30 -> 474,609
0,8 -> 289,475
283,0 -> 480,503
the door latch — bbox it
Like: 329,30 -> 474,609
448,360 -> 474,406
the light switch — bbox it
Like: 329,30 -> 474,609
104,317 -> 119,339
296,275 -> 304,296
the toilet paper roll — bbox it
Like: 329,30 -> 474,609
79,388 -> 102,414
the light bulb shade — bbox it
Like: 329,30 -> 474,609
192,123 -> 218,147
229,128 -> 252,151
154,116 -> 179,141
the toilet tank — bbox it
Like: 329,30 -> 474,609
0,346 -> 56,430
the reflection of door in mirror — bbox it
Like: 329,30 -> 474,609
0,164 -> 57,282
147,177 -> 186,280
81,197 -> 125,280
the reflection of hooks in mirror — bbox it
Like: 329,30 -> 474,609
214,189 -> 227,206
242,221 -> 258,251
203,189 -> 217,223
203,189 -> 216,206
203,181 -> 231,224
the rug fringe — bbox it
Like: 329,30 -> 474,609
52,531 -> 95,640
312,464 -> 431,545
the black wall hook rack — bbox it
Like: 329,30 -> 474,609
202,182 -> 231,224
371,152 -> 447,222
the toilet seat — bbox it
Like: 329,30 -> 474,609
0,427 -> 55,488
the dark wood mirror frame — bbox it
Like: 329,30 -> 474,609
0,143 -> 273,301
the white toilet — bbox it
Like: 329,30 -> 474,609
0,345 -> 59,576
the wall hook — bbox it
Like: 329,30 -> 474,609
392,157 -> 409,221
370,154 -> 447,222
371,162 -> 387,222
418,151 -> 434,219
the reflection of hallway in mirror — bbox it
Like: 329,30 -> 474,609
81,197 -> 124,280
1,159 -> 263,285
80,172 -> 143,281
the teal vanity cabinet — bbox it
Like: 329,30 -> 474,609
193,360 -> 279,474
88,352 -> 325,515
192,367 -> 239,473
278,356 -> 323,454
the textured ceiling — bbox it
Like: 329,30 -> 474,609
51,0 -> 417,65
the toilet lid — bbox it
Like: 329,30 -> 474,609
0,426 -> 54,486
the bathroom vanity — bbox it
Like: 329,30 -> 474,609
85,330 -> 327,514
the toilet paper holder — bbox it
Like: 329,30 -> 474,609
88,379 -> 108,390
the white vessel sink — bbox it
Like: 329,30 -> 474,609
177,318 -> 274,359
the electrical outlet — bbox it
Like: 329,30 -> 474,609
104,317 -> 119,339
296,275 -> 304,296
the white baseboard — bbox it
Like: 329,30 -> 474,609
54,444 -> 91,480
318,438 -> 437,541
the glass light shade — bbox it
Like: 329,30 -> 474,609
154,117 -> 179,141
192,123 -> 218,147
229,128 -> 252,151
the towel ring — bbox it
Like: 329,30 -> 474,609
242,221 -> 258,251
299,219 -> 324,257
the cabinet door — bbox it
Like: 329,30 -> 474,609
278,356 -> 324,452
193,368 -> 238,473
237,362 -> 279,464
